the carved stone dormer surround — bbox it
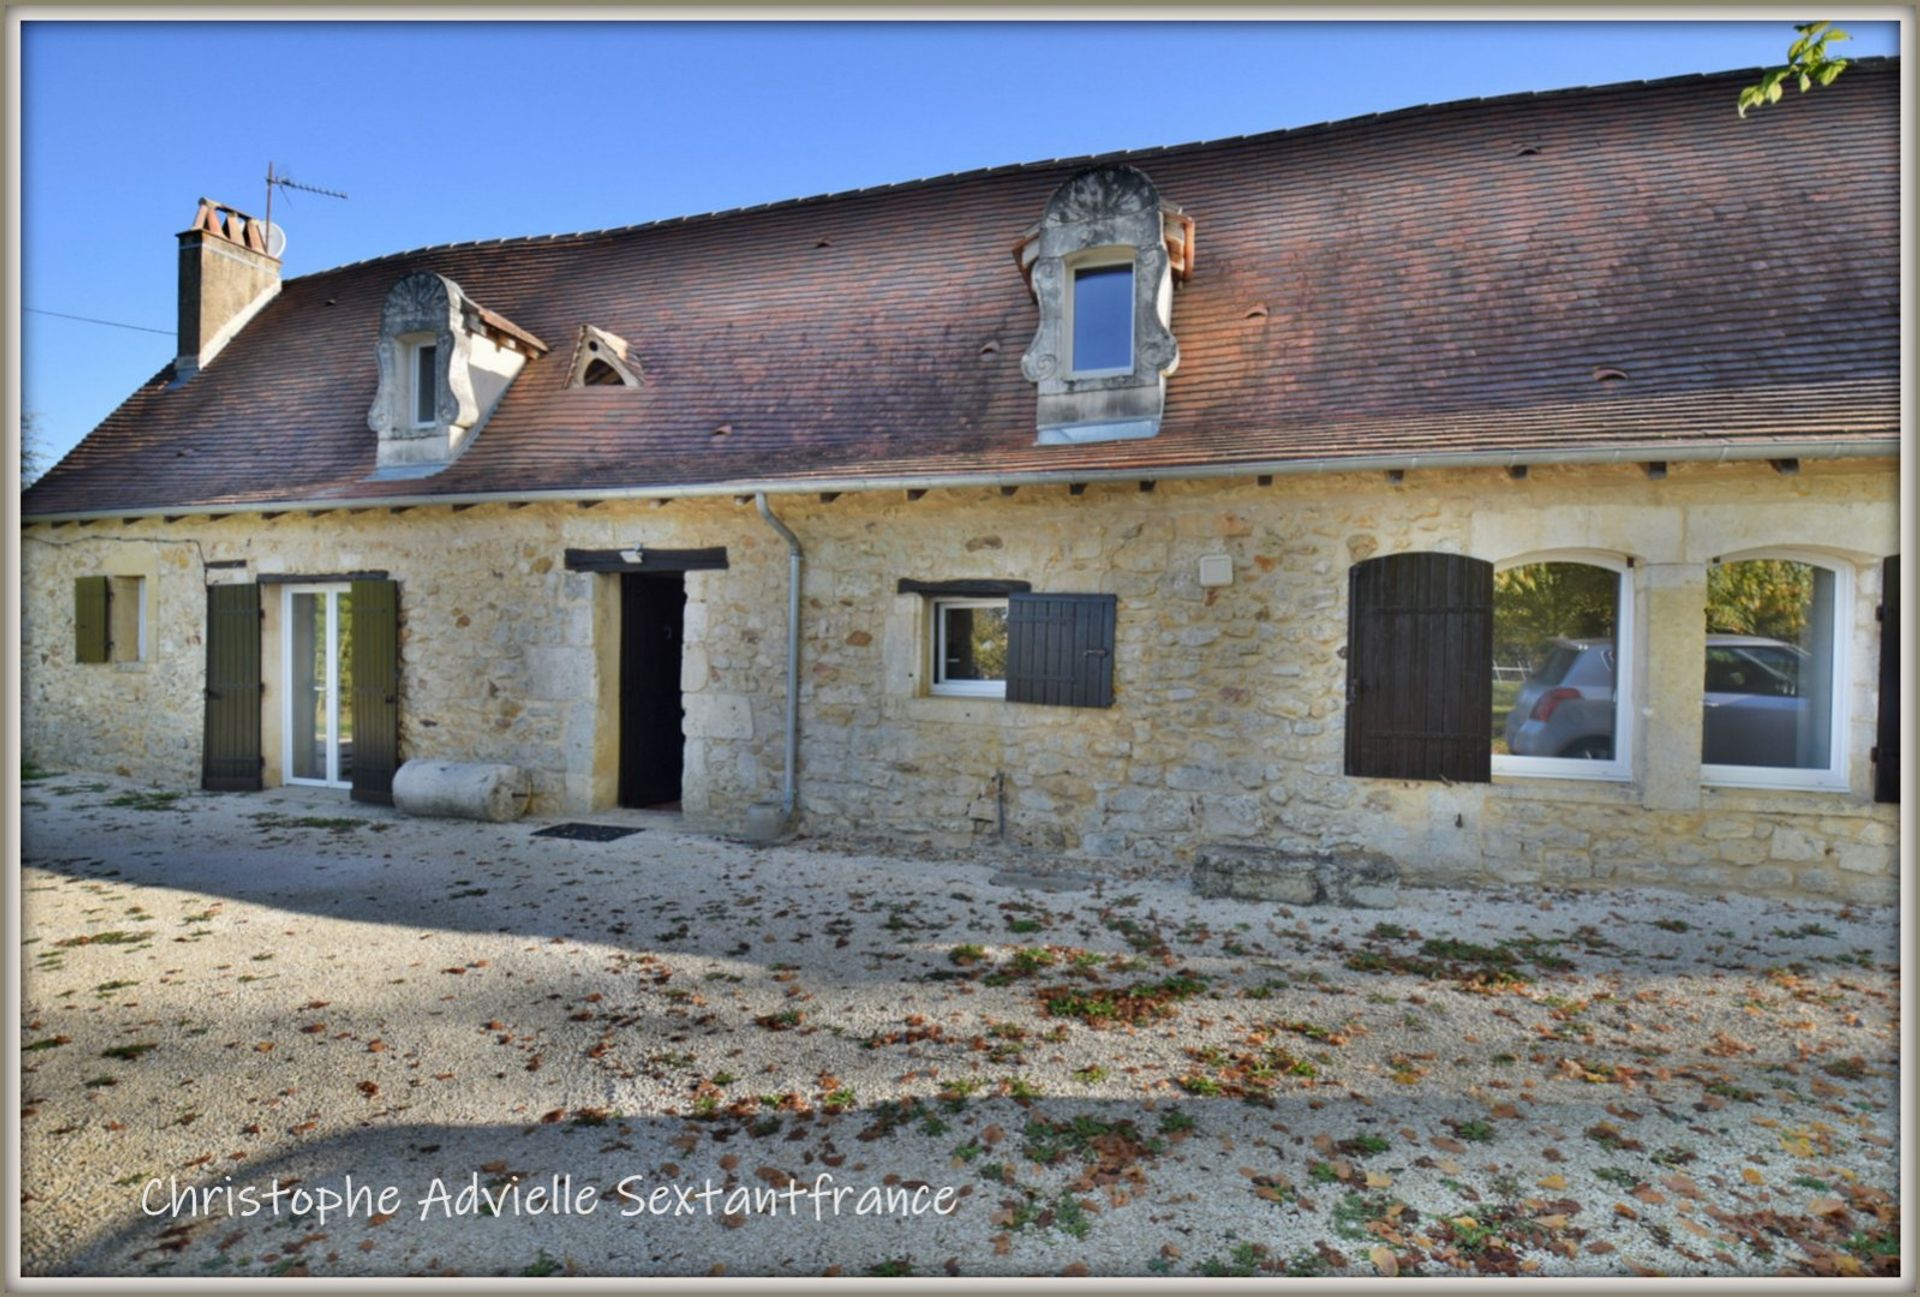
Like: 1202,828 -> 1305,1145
1019,165 -> 1187,446
368,271 -> 547,475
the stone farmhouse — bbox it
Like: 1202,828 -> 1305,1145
20,63 -> 1902,902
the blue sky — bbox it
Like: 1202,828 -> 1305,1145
19,18 -> 1902,474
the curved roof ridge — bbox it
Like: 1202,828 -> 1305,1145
294,57 -> 1897,284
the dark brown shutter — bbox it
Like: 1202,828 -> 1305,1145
202,583 -> 263,791
350,579 -> 400,805
75,576 -> 109,663
1006,593 -> 1116,708
1875,554 -> 1899,804
1344,551 -> 1493,783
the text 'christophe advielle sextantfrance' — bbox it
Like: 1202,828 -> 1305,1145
142,1172 -> 960,1227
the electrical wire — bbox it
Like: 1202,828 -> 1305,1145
25,307 -> 172,336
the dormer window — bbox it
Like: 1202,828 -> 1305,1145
1017,165 -> 1191,446
367,271 -> 548,476
1069,256 -> 1135,375
410,339 -> 439,427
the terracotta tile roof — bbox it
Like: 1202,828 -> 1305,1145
22,61 -> 1900,519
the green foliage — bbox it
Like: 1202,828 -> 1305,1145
1707,558 -> 1814,640
1493,562 -> 1618,668
1739,22 -> 1851,117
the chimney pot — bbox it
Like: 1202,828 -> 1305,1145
174,198 -> 280,385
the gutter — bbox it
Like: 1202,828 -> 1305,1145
753,492 -> 802,824
16,438 -> 1900,525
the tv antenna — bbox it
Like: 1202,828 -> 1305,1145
263,161 -> 348,258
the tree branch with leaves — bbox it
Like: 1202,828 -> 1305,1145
1738,22 -> 1851,117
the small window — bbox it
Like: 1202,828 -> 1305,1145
411,342 -> 438,427
74,575 -> 145,663
931,599 -> 1009,697
1702,556 -> 1848,786
1491,559 -> 1632,778
1070,261 -> 1133,374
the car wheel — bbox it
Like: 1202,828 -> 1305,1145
1560,737 -> 1613,760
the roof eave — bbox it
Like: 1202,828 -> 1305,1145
19,436 -> 1899,525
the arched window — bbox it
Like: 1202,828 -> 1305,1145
1701,553 -> 1852,790
1490,554 -> 1635,780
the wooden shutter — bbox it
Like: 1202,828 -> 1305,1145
1344,552 -> 1493,783
1006,593 -> 1116,708
1875,554 -> 1899,803
75,576 -> 109,663
350,579 -> 400,806
202,583 -> 263,791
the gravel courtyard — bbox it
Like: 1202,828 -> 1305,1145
17,772 -> 1901,1279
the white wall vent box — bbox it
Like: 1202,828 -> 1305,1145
1198,554 -> 1233,587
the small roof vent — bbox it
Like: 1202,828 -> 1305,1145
568,325 -> 641,389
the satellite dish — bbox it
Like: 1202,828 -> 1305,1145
262,221 -> 288,259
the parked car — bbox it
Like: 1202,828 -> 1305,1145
1502,634 -> 1812,765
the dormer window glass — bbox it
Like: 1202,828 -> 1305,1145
411,342 -> 438,427
1070,260 -> 1134,375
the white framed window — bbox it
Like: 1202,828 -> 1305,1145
1700,551 -> 1851,792
108,575 -> 147,664
1491,552 -> 1635,781
930,598 -> 1009,698
1066,251 -> 1134,377
282,583 -> 356,790
409,339 -> 439,428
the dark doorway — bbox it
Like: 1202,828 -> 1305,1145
619,572 -> 686,809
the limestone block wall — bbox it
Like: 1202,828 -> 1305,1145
18,457 -> 1900,902
20,501 -> 790,823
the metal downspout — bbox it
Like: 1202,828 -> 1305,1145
754,492 -> 802,821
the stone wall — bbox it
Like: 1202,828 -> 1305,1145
19,457 -> 1900,902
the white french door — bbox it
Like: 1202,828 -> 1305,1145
282,584 -> 354,789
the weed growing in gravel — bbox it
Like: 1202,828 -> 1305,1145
1035,973 -> 1208,1024
54,930 -> 150,948
1072,1065 -> 1109,1085
1449,1118 -> 1495,1144
250,813 -> 365,833
520,1251 -> 562,1277
1156,1109 -> 1197,1137
100,1042 -> 158,1061
23,1036 -> 71,1052
949,944 -> 988,966
865,1258 -> 915,1277
1196,1242 -> 1265,1277
106,791 -> 186,812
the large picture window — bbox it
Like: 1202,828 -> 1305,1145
1701,555 -> 1849,789
1491,557 -> 1632,779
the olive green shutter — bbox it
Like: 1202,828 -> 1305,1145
350,579 -> 400,805
75,576 -> 109,663
202,583 -> 263,791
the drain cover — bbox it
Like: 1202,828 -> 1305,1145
531,823 -> 644,843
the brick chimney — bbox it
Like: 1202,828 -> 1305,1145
174,198 -> 280,384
